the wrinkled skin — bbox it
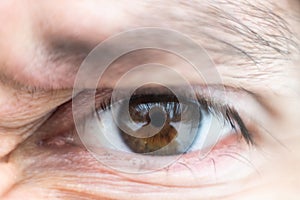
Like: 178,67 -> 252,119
0,0 -> 300,199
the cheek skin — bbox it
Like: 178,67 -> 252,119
226,143 -> 300,200
0,162 -> 17,198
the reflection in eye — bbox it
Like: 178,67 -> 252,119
95,86 -> 254,157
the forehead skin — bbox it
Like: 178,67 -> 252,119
0,0 -> 299,91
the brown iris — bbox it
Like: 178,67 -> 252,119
118,93 -> 182,155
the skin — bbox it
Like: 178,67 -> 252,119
0,0 -> 300,199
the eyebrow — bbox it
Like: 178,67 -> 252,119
46,0 -> 299,68
145,0 -> 300,66
3,0 -> 300,91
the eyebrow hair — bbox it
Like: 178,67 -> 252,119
45,0 -> 299,70
139,0 -> 299,65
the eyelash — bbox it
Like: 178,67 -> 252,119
199,98 -> 254,145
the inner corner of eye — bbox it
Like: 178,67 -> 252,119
35,129 -> 78,149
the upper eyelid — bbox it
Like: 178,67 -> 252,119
36,83 -> 269,144
75,84 -> 267,125
71,84 -> 266,112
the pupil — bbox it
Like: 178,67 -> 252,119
149,107 -> 166,128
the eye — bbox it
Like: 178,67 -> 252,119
74,84 -> 254,173
97,93 -> 235,156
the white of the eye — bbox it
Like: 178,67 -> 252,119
99,110 -> 133,152
186,110 -> 233,152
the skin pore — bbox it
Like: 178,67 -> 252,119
0,0 -> 300,199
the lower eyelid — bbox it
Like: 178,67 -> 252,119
12,143 -> 249,200
35,126 -> 253,183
